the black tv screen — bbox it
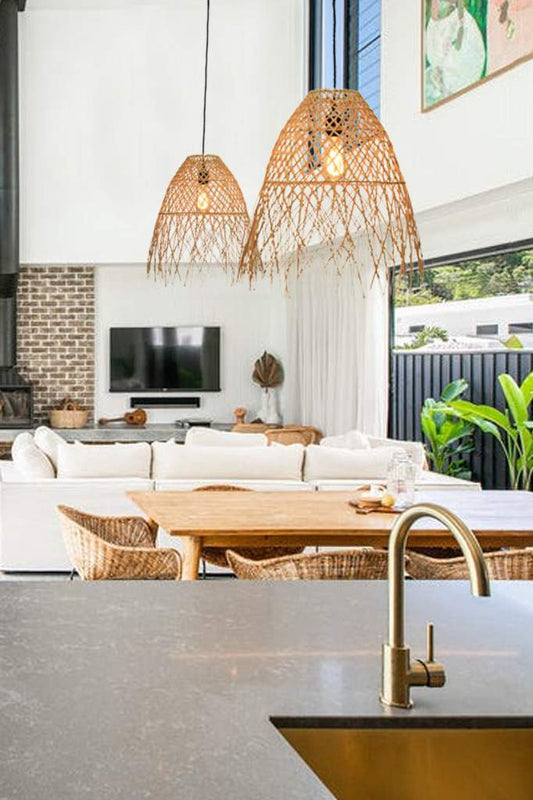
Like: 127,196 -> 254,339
110,327 -> 220,392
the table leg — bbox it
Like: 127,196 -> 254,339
181,536 -> 202,581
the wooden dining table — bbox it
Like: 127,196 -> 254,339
127,489 -> 533,580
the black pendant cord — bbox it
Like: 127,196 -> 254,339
332,0 -> 337,89
201,0 -> 211,156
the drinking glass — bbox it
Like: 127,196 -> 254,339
387,452 -> 416,509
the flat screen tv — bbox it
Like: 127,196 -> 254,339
110,327 -> 220,392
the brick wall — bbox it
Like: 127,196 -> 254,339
17,266 -> 95,424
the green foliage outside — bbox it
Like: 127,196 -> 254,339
504,334 -> 523,350
398,325 -> 448,351
439,372 -> 533,490
396,250 -> 533,308
421,379 -> 474,480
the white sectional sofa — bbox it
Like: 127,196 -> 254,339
0,463 -> 153,571
0,427 -> 480,572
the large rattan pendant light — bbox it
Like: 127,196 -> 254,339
147,0 -> 250,282
238,0 -> 422,290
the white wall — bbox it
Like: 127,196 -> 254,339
381,0 -> 533,254
19,0 -> 305,263
415,178 -> 533,261
95,265 -> 287,424
18,0 -> 303,424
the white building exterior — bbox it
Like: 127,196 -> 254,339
396,294 -> 533,349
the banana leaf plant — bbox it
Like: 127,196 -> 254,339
444,372 -> 533,491
420,379 -> 475,480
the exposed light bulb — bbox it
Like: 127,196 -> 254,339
322,135 -> 346,179
196,187 -> 211,212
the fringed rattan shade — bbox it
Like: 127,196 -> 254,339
148,154 -> 250,282
238,89 -> 423,290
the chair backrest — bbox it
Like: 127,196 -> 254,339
407,549 -> 533,580
57,506 -> 103,579
226,548 -> 390,580
57,505 -> 155,548
265,426 -> 323,446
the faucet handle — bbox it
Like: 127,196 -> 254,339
424,622 -> 446,688
427,622 -> 435,662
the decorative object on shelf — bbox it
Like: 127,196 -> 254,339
238,0 -> 422,291
234,407 -> 246,425
49,398 -> 88,430
147,0 -> 250,283
252,351 -> 283,425
98,408 -> 147,428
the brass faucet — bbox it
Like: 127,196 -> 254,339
380,503 -> 491,709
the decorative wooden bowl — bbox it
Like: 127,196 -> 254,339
49,409 -> 88,429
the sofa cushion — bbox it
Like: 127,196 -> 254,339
12,437 -> 55,479
320,430 -> 371,449
320,429 -> 426,473
151,441 -> 304,480
11,432 -> 35,459
57,441 -> 151,479
34,426 -> 65,471
367,435 -> 426,473
304,444 -> 404,481
185,427 -> 267,447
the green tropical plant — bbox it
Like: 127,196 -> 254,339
400,325 -> 449,351
445,372 -> 533,490
420,379 -> 475,480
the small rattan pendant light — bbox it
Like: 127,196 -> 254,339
147,0 -> 250,283
238,1 -> 422,290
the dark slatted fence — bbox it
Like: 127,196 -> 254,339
390,351 -> 533,489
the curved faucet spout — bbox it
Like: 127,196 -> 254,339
388,503 -> 491,649
381,503 -> 491,709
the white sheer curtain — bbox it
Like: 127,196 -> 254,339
285,251 -> 389,436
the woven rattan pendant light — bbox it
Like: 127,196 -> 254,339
239,1 -> 422,290
147,0 -> 250,282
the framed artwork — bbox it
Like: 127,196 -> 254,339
422,1 -> 533,111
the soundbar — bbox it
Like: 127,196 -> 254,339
130,396 -> 201,409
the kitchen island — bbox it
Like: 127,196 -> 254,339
1,581 -> 532,798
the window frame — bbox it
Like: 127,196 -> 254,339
476,324 -> 499,336
388,237 -> 533,434
308,0 -> 364,91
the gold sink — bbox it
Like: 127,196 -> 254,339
272,718 -> 533,800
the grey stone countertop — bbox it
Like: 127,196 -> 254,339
0,423 -> 233,443
1,581 -> 533,799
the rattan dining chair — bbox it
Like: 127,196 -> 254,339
193,485 -> 304,570
265,426 -> 323,446
407,549 -> 533,580
226,547 -> 393,580
57,505 -> 181,580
